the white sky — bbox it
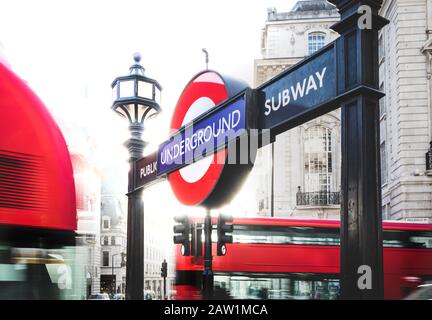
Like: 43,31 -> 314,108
0,0 -> 297,217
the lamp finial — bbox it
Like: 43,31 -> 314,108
133,52 -> 141,64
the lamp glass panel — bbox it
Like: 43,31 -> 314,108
125,104 -> 135,122
137,105 -> 150,123
154,87 -> 161,105
138,80 -> 153,99
147,108 -> 158,120
114,105 -> 127,119
119,80 -> 135,98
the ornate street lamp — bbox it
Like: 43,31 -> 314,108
111,53 -> 161,300
112,53 -> 162,158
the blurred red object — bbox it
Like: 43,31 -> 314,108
0,62 -> 76,231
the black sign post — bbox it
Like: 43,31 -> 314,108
329,0 -> 388,299
135,0 -> 388,300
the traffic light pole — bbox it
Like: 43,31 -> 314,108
112,255 -> 115,295
163,276 -> 167,300
202,209 -> 214,299
161,259 -> 168,300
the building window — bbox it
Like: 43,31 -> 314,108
381,142 -> 387,184
259,199 -> 264,211
308,32 -> 326,55
103,236 -> 108,246
102,217 -> 110,230
87,234 -> 95,243
102,251 -> 109,267
111,237 -> 116,246
304,126 -> 332,192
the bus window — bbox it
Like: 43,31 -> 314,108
214,273 -> 340,300
232,225 -> 340,246
409,232 -> 432,249
229,225 -> 432,249
383,231 -> 432,249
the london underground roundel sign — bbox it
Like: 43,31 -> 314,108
168,70 -> 252,208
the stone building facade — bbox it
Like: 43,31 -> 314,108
99,167 -> 127,296
254,0 -> 432,223
121,190 -> 175,300
379,0 -> 432,222
143,194 -> 176,300
100,213 -> 127,295
254,0 -> 341,219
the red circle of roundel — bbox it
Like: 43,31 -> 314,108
168,71 -> 228,206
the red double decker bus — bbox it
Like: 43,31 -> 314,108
174,217 -> 432,300
0,62 -> 83,299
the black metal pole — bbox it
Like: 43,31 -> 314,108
112,255 -> 114,294
163,276 -> 167,300
202,48 -> 209,70
271,142 -> 274,217
329,0 -> 388,299
202,209 -> 214,299
125,124 -> 146,300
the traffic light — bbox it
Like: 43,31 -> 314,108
173,215 -> 190,256
191,223 -> 203,257
161,259 -> 167,278
217,214 -> 233,256
120,252 -> 126,267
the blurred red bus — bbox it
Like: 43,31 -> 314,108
0,63 -> 82,299
174,217 -> 432,300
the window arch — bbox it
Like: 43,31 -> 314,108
308,32 -> 326,55
304,126 -> 332,192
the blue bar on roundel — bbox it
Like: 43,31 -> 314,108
157,96 -> 246,176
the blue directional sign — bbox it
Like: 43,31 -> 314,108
157,95 -> 247,176
257,44 -> 336,134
